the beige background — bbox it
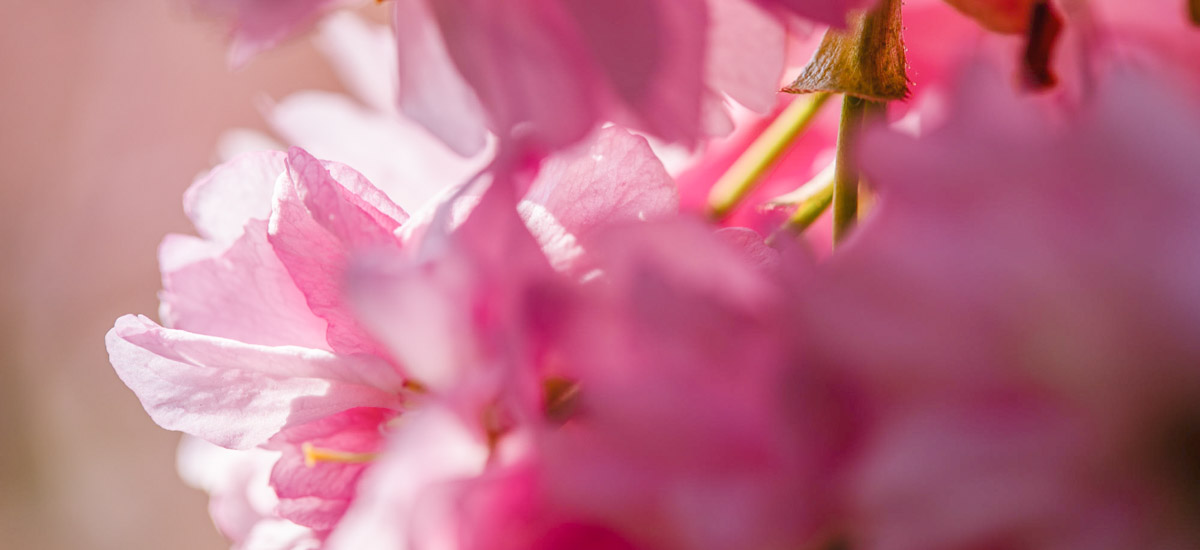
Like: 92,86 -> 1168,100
0,1 -> 350,548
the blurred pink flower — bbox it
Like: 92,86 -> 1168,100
795,61 -> 1200,548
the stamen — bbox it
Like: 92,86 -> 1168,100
1192,0 -> 1200,26
301,442 -> 379,467
706,93 -> 832,221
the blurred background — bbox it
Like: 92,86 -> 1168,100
0,2 -> 349,548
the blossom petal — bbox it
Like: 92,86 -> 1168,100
268,91 -> 482,211
325,407 -> 489,550
392,0 -> 490,157
158,221 -> 330,349
563,0 -> 707,145
268,147 -> 407,356
428,0 -> 601,153
183,151 -> 285,245
349,181 -> 554,394
176,436 -> 282,544
315,13 -> 400,116
106,315 -> 403,449
705,0 -> 786,114
524,126 -> 678,246
270,408 -> 396,533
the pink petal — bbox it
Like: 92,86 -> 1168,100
315,13 -> 399,116
158,220 -> 330,350
176,436 -> 282,544
325,406 -> 489,550
523,126 -> 679,248
853,398 -> 1083,550
705,0 -> 787,114
561,0 -> 707,145
349,181 -> 555,395
715,227 -> 781,270
106,315 -> 403,449
183,150 -> 285,245
392,0 -> 490,157
427,0 -> 601,154
268,91 -> 483,211
270,408 -> 396,533
268,147 -> 407,356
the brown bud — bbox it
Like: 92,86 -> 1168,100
783,0 -> 909,101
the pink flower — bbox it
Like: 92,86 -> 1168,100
108,147 -> 413,536
795,61 -> 1200,548
108,122 -> 677,545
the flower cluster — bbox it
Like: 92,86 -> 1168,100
108,1 -> 1200,550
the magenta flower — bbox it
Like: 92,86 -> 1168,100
794,61 -> 1200,548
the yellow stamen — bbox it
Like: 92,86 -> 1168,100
706,92 -> 832,221
301,442 -> 379,467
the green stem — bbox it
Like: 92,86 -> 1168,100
833,95 -> 867,245
707,92 -> 832,220
784,181 -> 834,234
